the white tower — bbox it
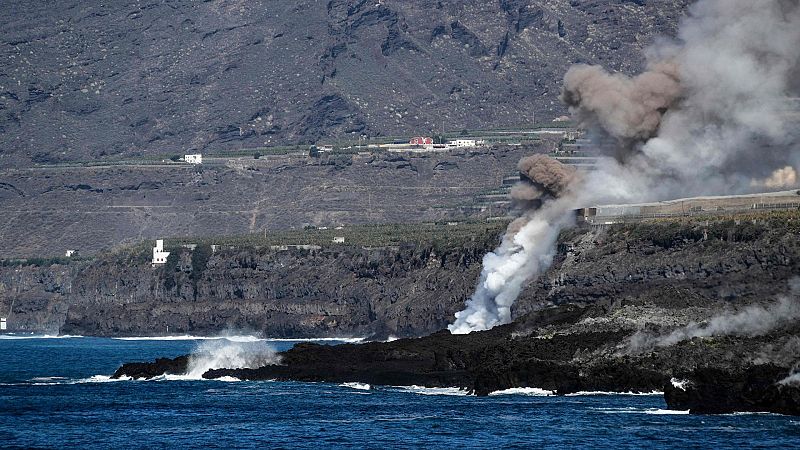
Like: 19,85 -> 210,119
152,240 -> 170,266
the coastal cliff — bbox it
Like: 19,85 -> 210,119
109,211 -> 800,414
0,223 -> 500,338
2,211 -> 798,342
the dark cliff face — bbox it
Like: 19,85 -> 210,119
515,219 -> 800,319
0,0 -> 690,166
1,242 -> 491,338
2,214 -> 798,340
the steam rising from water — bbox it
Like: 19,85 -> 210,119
449,198 -> 576,333
450,0 -> 800,334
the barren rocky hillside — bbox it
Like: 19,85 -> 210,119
0,145 -> 530,257
0,0 -> 690,166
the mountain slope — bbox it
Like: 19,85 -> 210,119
0,0 -> 691,166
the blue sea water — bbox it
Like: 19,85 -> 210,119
1,336 -> 798,449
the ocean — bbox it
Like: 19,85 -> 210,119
1,336 -> 798,449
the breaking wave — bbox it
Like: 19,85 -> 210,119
489,387 -> 555,396
393,385 -> 470,396
564,390 -> 663,396
0,334 -> 84,340
594,407 -> 690,415
340,382 -> 371,391
182,339 -> 281,379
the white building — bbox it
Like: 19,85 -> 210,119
184,154 -> 203,164
1,318 -> 6,331
332,236 -> 345,243
65,250 -> 76,257
152,239 -> 170,266
447,139 -> 485,148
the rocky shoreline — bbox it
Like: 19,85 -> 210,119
113,301 -> 800,415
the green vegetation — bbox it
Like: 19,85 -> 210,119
163,221 -> 509,255
190,245 -> 212,281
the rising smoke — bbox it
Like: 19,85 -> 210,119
779,372 -> 800,386
628,280 -> 800,353
450,0 -> 800,334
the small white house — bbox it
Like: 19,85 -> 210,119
332,236 -> 345,244
152,239 -> 170,266
65,250 -> 76,257
184,154 -> 203,164
447,139 -> 483,148
1,318 -> 6,331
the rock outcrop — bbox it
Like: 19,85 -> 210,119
3,213 -> 799,342
664,366 -> 800,415
113,302 -> 800,416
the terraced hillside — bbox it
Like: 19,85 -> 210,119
0,0 -> 690,166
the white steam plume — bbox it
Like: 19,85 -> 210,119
628,291 -> 800,353
448,198 -> 576,334
449,0 -> 800,334
779,372 -> 800,385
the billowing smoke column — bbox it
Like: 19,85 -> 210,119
448,157 -> 579,334
566,0 -> 800,200
450,0 -> 800,334
562,61 -> 681,160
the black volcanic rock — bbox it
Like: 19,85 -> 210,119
112,302 -> 800,415
3,214 -> 800,341
664,366 -> 800,415
112,356 -> 190,379
113,305 -> 670,395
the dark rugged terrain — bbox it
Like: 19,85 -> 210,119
3,211 -> 799,340
1,0 -> 690,166
1,0 -> 692,258
115,285 -> 800,415
0,222 -> 503,337
110,212 -> 800,414
0,145 -> 530,257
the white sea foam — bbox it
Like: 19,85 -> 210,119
75,375 -> 132,383
671,378 -> 690,391
340,382 -> 371,391
0,334 -> 84,340
112,335 -> 365,343
395,385 -> 470,396
215,376 -> 241,382
644,409 -> 690,415
595,407 -> 689,415
565,390 -> 664,396
30,376 -> 67,382
489,387 -> 555,396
